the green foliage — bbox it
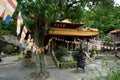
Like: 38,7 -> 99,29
81,0 -> 120,37
0,0 -> 120,37
59,61 -> 77,68
17,53 -> 23,60
90,48 -> 98,54
0,19 -> 16,35
24,51 -> 32,58
72,51 -> 78,61
94,68 -> 120,80
3,44 -> 14,54
102,36 -> 116,47
55,46 -> 69,60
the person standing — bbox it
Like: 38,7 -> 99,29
77,47 -> 86,71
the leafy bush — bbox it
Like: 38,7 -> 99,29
59,61 -> 77,68
55,46 -> 69,60
72,51 -> 78,61
89,47 -> 98,58
3,44 -> 14,54
18,53 -> 23,60
102,36 -> 116,47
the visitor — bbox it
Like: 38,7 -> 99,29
76,47 -> 86,72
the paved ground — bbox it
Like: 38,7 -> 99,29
0,56 -> 35,80
0,55 -> 120,80
0,56 -> 18,65
0,63 -> 35,80
48,60 -> 120,80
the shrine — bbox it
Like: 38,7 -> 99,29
46,20 -> 99,52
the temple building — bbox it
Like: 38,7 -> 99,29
45,19 -> 99,53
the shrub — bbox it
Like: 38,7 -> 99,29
18,53 -> 23,60
72,51 -> 78,61
102,36 -> 116,47
3,44 -> 14,54
55,46 -> 69,60
59,61 -> 77,68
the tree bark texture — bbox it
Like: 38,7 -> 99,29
34,12 -> 47,74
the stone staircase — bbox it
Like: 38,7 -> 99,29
45,54 -> 57,69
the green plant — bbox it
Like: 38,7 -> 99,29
59,61 -> 77,68
90,48 -> 97,54
24,51 -> 32,58
55,46 -> 69,60
89,48 -> 97,58
18,53 -> 23,60
94,70 -> 120,80
102,36 -> 116,47
72,51 -> 78,61
3,44 -> 14,54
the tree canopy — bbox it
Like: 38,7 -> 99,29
0,0 -> 120,37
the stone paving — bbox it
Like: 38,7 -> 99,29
0,55 -> 120,80
47,60 -> 120,80
0,56 -> 18,65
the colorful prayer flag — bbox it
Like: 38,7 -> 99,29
17,11 -> 24,35
32,43 -> 38,53
20,25 -> 28,43
0,0 -> 6,18
27,38 -> 34,50
3,0 -> 18,23
27,34 -> 31,43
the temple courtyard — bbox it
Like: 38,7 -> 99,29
0,54 -> 119,80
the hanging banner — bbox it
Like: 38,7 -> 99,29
3,0 -> 18,23
20,25 -> 28,43
0,0 -> 6,18
17,11 -> 24,35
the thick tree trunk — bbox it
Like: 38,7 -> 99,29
36,52 -> 47,74
34,12 -> 47,75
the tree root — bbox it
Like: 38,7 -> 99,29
24,71 -> 50,80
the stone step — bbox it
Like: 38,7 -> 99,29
45,54 -> 56,69
47,64 -> 56,69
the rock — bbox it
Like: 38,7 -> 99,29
60,55 -> 73,62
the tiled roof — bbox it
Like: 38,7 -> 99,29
49,28 -> 99,37
109,29 -> 120,34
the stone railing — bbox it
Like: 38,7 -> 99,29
51,51 -> 59,68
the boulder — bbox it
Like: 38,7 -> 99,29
60,55 -> 73,62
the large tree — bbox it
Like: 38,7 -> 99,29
17,0 -> 89,78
